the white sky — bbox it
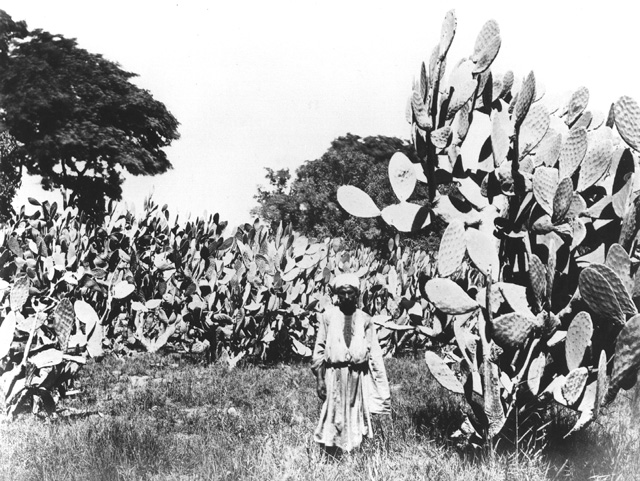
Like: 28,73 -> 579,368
5,1 -> 640,225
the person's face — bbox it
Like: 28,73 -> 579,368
336,286 -> 358,314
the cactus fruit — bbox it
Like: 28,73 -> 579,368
425,351 -> 465,394
565,311 -> 593,371
437,219 -> 466,277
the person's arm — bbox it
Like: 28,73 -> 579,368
311,312 -> 328,401
367,320 -> 391,415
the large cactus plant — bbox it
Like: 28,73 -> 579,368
338,10 -> 640,444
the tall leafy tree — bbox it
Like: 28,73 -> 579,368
0,131 -> 20,221
253,134 -> 444,250
0,10 -> 180,221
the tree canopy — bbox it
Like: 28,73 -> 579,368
0,10 -> 180,220
252,133 -> 444,250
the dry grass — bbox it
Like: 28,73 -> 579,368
0,353 -> 638,480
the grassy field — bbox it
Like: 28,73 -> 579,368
1,353 -> 638,481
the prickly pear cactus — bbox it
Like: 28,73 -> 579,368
338,10 -> 640,445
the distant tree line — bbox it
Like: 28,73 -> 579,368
252,133 -> 447,252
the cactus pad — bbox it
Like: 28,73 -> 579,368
425,351 -> 464,394
514,71 -> 536,128
533,166 -> 559,216
439,10 -> 457,59
552,177 -> 574,223
0,311 -> 17,359
491,312 -> 538,349
588,263 -> 636,317
535,129 -> 562,167
559,127 -> 588,179
614,96 -> 640,151
431,126 -> 452,149
491,108 -> 512,166
381,201 -> 431,232
565,193 -> 587,221
425,278 -> 479,314
10,276 -> 30,313
527,351 -> 546,395
472,34 -> 501,74
466,228 -> 499,279
520,104 -> 550,157
565,87 -> 590,126
499,282 -> 534,317
612,173 -> 634,219
609,313 -> 640,394
337,185 -> 381,218
412,87 -> 431,130
577,136 -> 613,192
561,367 -> 589,406
437,219 -> 466,277
388,152 -> 417,202
566,311 -> 593,371
596,350 -> 608,418
447,60 -> 478,119
579,267 -> 625,325
54,298 -> 75,352
571,111 -> 593,131
529,254 -> 548,308
483,357 -> 506,438
606,244 -> 633,295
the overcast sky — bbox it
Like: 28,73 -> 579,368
5,1 -> 639,225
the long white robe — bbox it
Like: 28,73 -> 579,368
311,307 -> 391,451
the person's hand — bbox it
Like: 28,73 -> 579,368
317,380 -> 327,401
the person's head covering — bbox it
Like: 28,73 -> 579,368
332,273 -> 360,290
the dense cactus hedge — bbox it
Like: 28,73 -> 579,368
0,196 -> 439,416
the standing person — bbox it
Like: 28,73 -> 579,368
311,273 -> 391,453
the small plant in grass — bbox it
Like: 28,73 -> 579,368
338,9 -> 640,446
